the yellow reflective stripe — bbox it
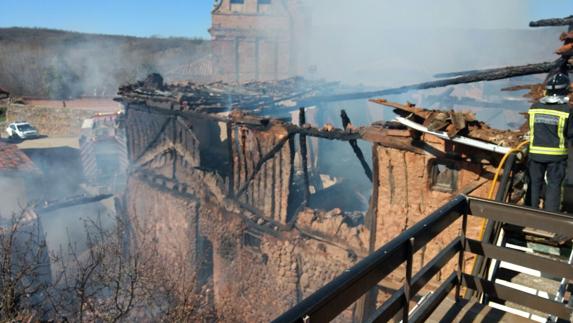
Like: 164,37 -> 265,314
530,146 -> 568,152
528,108 -> 569,155
529,109 -> 570,118
529,111 -> 535,151
530,150 -> 568,155
530,146 -> 568,155
558,114 -> 566,149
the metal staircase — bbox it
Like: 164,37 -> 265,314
273,196 -> 573,323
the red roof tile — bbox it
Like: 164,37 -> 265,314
0,142 -> 37,173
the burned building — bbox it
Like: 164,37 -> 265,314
106,12 -> 573,322
115,73 -> 530,320
210,0 -> 309,83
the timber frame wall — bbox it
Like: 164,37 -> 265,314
120,90 -> 502,320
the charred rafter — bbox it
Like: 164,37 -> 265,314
37,194 -> 114,214
340,110 -> 373,182
529,15 -> 573,28
287,60 -> 564,109
298,108 -> 311,205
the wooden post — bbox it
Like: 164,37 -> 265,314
299,108 -> 311,206
340,109 -> 373,182
227,121 -> 235,197
403,237 -> 415,323
354,144 -> 380,322
172,116 -> 177,180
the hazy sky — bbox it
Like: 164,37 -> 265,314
0,0 -> 571,38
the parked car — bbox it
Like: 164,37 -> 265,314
5,122 -> 39,139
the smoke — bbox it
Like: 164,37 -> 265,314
0,28 -> 210,98
301,0 -> 561,87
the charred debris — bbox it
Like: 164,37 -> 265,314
107,14 -> 573,322
118,72 -> 526,164
116,71 -> 527,237
115,20 -> 573,252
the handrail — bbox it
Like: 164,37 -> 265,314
273,195 -> 467,323
273,196 -> 573,323
468,197 -> 573,237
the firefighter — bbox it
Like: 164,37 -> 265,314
528,72 -> 573,212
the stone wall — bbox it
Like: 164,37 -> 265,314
126,172 -> 358,321
3,104 -> 98,137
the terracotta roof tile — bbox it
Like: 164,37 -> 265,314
0,142 -> 37,173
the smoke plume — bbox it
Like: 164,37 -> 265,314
302,0 -> 562,87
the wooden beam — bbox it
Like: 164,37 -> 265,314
298,108 -> 311,205
291,60 -> 563,108
354,143 -> 381,322
530,15 -> 573,27
340,109 -> 373,182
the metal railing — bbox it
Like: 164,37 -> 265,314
273,195 -> 573,323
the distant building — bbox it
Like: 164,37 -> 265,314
210,0 -> 309,83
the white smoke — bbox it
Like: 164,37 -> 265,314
302,0 -> 562,87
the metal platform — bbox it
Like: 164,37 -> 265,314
273,196 -> 573,323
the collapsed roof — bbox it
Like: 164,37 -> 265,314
118,74 -> 339,113
118,73 -> 526,163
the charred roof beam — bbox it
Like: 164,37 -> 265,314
285,59 -> 565,110
529,15 -> 573,28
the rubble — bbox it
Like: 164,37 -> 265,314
370,99 -> 525,147
118,77 -> 337,113
296,208 -> 369,254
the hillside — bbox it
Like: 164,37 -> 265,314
0,28 -> 211,98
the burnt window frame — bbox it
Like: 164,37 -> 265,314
242,230 -> 262,252
428,159 -> 459,193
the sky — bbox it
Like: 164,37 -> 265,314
0,0 -> 571,39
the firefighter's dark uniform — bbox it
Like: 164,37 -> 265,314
528,100 -> 573,212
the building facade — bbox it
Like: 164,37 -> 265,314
210,0 -> 309,83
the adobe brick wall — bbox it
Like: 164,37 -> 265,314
373,143 -> 491,288
126,172 -> 358,321
124,106 -> 363,320
123,98 -> 504,320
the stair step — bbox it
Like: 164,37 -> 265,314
428,297 -> 535,322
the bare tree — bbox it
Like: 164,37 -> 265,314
0,209 -> 51,321
0,206 -> 216,322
